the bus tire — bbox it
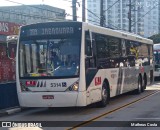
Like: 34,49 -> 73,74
97,82 -> 110,107
135,76 -> 142,94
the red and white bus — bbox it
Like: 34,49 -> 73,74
15,22 -> 154,107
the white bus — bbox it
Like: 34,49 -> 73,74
154,43 -> 160,78
16,22 -> 154,107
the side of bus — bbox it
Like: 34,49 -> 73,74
79,23 -> 154,107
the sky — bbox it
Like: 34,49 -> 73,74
0,0 -> 82,20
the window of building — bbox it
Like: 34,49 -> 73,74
93,4 -> 96,7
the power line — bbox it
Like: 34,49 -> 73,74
107,23 -> 120,30
0,9 -> 65,23
87,18 -> 120,30
0,8 -> 82,22
131,2 -> 160,27
86,1 -> 121,30
3,0 -> 84,20
87,0 -> 120,13
103,0 -> 120,13
4,0 -> 67,16
86,7 -> 120,30
87,19 -> 100,26
85,7 -> 100,19
99,0 -> 121,27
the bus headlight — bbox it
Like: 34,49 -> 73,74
66,81 -> 79,91
72,83 -> 79,91
20,82 -> 31,92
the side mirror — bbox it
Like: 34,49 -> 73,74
6,35 -> 18,60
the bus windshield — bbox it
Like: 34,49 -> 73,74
154,51 -> 160,64
19,38 -> 80,77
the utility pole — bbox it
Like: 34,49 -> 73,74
100,0 -> 104,26
72,0 -> 77,21
82,0 -> 86,22
128,0 -> 132,32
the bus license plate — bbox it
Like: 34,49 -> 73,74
42,95 -> 54,99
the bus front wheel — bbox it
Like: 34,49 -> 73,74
97,82 -> 110,107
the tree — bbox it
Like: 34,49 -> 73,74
148,34 -> 160,44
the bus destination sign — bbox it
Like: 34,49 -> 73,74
20,22 -> 82,38
27,27 -> 74,36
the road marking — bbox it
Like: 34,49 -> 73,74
66,90 -> 160,130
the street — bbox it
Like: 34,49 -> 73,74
0,0 -> 159,130
0,82 -> 160,130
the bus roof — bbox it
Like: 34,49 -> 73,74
20,21 -> 153,45
83,22 -> 153,45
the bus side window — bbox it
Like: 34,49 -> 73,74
122,39 -> 126,57
85,31 -> 96,69
85,38 -> 92,57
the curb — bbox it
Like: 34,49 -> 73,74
0,111 -> 8,117
0,107 -> 21,117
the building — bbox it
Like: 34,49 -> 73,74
0,4 -> 65,43
143,0 -> 159,37
87,0 -> 160,37
0,4 -> 65,25
0,21 -> 21,43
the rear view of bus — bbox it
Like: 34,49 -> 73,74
17,22 -> 84,107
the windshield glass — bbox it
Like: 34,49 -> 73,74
154,51 -> 160,64
155,64 -> 160,71
19,38 -> 80,77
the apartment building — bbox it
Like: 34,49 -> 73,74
0,4 -> 65,25
87,0 -> 160,37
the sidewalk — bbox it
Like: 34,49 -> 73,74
0,107 -> 21,117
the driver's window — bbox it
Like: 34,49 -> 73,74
85,31 -> 96,69
85,31 -> 92,56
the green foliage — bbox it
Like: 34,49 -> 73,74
148,34 -> 160,44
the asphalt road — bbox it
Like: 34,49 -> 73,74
0,82 -> 160,130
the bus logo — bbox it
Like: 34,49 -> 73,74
95,77 -> 101,86
26,81 -> 36,86
62,82 -> 67,87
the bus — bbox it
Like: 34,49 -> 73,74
16,22 -> 154,108
153,43 -> 160,78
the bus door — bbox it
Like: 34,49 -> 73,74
122,40 -> 134,93
85,31 -> 101,104
127,41 -> 138,91
116,39 -> 126,95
